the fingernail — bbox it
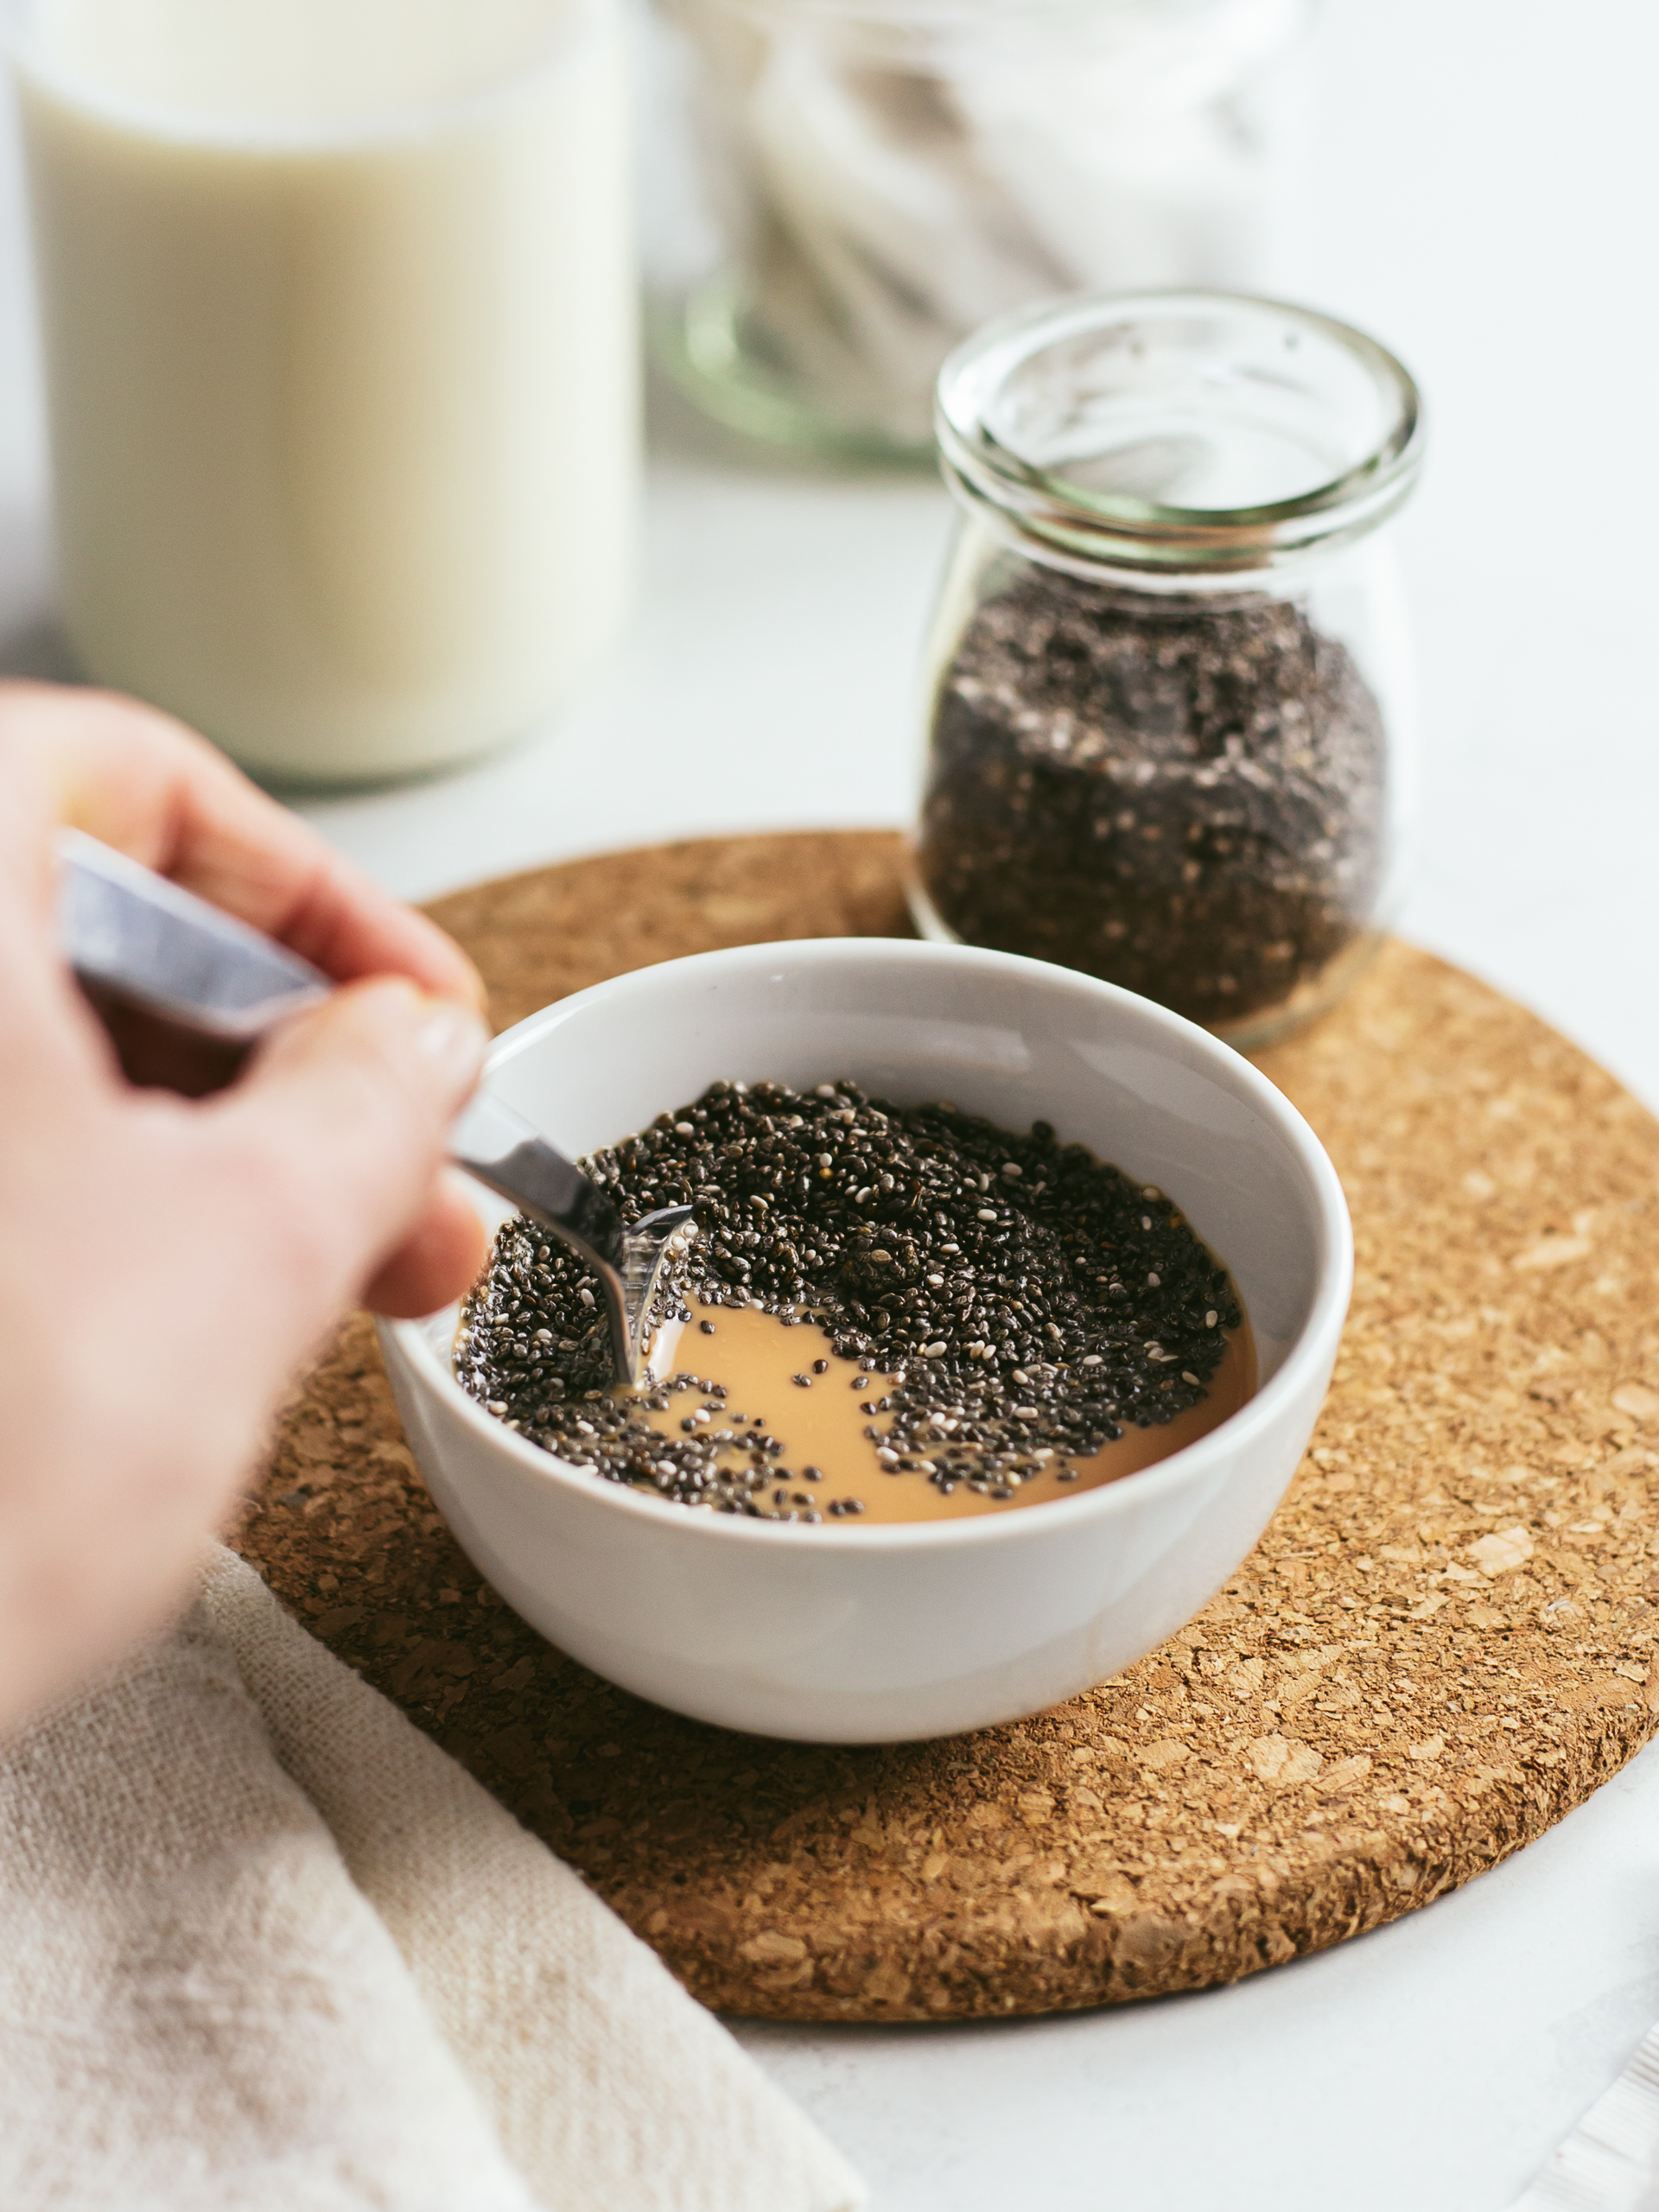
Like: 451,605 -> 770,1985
413,998 -> 490,1091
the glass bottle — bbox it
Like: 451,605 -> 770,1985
10,0 -> 636,788
910,289 -> 1423,1049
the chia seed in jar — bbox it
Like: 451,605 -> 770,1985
910,290 -> 1424,1049
918,571 -> 1389,1030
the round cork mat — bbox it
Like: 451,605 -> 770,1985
234,831 -> 1659,2023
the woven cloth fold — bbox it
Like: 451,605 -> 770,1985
1507,2025 -> 1659,2212
0,1546 -> 863,2212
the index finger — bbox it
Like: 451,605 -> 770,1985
1,679 -> 486,1007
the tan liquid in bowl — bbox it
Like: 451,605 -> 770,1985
616,1299 -> 1255,1524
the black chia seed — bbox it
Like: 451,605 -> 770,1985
456,1077 -> 1241,1523
916,569 -> 1389,1030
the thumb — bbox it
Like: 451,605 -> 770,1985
211,977 -> 489,1325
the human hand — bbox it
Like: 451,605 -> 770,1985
0,680 -> 491,1734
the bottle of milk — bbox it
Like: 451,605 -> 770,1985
11,0 -> 636,785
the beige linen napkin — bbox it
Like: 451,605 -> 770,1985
0,1546 -> 864,2212
1506,2024 -> 1659,2212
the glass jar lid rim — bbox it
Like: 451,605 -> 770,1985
935,289 -> 1424,568
722,0 -> 1255,21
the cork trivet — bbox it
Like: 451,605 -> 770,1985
234,833 -> 1659,2022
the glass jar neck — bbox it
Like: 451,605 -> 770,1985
936,289 -> 1423,584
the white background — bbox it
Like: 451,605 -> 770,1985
3,0 -> 1658,2203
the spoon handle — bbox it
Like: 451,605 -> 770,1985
448,1090 -> 625,1270
55,830 -> 671,1380
59,826 -> 330,1039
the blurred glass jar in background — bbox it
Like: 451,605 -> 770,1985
910,292 -> 1422,1049
645,0 -> 1315,456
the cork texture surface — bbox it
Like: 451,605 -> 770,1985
234,831 -> 1659,2022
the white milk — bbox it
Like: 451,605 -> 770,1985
15,0 -> 636,784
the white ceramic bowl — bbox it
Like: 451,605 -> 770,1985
379,939 -> 1351,1744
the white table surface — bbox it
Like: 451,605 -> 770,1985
3,0 -> 1657,2203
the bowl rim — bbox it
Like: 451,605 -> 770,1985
385,937 -> 1352,1553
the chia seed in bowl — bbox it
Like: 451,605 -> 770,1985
457,1076 -> 1249,1523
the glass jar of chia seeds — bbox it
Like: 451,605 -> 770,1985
910,289 -> 1423,1047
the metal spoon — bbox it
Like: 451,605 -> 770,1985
56,829 -> 691,1384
